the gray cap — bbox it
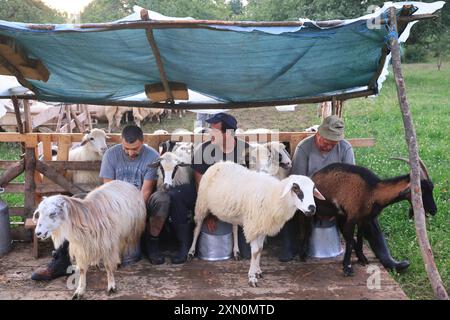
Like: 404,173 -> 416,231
318,115 -> 345,141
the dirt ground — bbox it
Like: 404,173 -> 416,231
0,240 -> 407,300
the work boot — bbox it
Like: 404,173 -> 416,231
171,223 -> 192,264
31,240 -> 72,281
362,218 -> 410,272
145,233 -> 165,265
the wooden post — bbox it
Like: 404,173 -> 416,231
23,100 -> 32,133
70,108 -> 84,132
389,7 -> 448,300
55,106 -> 64,132
24,148 -> 36,216
83,104 -> 93,130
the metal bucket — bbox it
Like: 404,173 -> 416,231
0,190 -> 12,257
308,217 -> 343,258
198,219 -> 233,261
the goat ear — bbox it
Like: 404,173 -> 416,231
313,188 -> 326,200
400,183 -> 411,198
83,129 -> 91,134
148,160 -> 160,168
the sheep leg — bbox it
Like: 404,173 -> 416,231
342,221 -> 356,277
72,266 -> 87,300
355,226 -> 369,266
105,264 -> 117,295
187,216 -> 204,261
255,235 -> 265,278
232,224 -> 241,261
248,238 -> 263,287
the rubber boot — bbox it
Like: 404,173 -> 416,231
362,218 -> 410,272
145,233 -> 165,265
171,223 -> 191,264
31,240 -> 72,281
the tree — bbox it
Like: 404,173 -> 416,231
80,0 -> 132,23
0,0 -> 66,23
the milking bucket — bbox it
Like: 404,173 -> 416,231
198,219 -> 233,261
308,217 -> 343,258
0,189 -> 12,256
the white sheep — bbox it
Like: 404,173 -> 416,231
68,129 -> 108,187
33,180 -> 146,299
188,161 -> 324,287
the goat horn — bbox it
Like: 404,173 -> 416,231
390,156 -> 410,164
390,156 -> 430,180
418,157 -> 430,180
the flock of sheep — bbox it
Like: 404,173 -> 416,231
32,127 -> 438,299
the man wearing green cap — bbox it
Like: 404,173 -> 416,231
279,115 -> 355,262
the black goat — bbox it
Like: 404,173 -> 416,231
299,158 -> 437,276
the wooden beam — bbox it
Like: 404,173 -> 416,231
0,160 -> 24,186
65,105 -> 72,133
388,7 -> 448,301
141,9 -> 174,103
0,160 -> 23,169
41,160 -> 101,171
35,160 -> 86,195
0,88 -> 376,109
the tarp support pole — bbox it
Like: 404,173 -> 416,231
140,9 -> 175,104
388,7 -> 448,300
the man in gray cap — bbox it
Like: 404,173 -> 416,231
279,115 -> 355,262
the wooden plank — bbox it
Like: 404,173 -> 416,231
2,183 -> 25,193
65,106 -> 72,134
9,207 -> 25,216
32,106 -> 61,129
0,160 -> 24,185
55,107 -> 64,132
41,161 -> 101,171
56,135 -> 72,161
35,160 -> 86,195
0,161 -> 23,169
70,108 -> 84,132
36,183 -> 96,194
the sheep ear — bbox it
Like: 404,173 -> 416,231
105,135 -> 111,140
281,182 -> 294,198
80,139 -> 89,146
32,210 -> 39,223
313,188 -> 326,200
83,129 -> 91,134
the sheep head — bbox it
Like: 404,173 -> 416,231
81,128 -> 109,156
281,175 -> 325,216
33,195 -> 68,240
149,152 -> 190,191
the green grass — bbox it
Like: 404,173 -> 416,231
0,63 -> 448,299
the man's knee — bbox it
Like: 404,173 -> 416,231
147,191 -> 170,218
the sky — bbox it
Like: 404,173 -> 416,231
41,0 -> 94,14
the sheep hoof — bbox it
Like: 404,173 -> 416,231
343,266 -> 354,277
248,275 -> 258,287
187,253 -> 195,262
107,287 -> 117,295
256,272 -> 263,279
72,292 -> 83,300
233,252 -> 241,261
249,280 -> 258,287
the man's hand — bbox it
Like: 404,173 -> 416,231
205,215 -> 218,233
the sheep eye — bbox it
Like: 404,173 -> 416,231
89,137 -> 94,141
